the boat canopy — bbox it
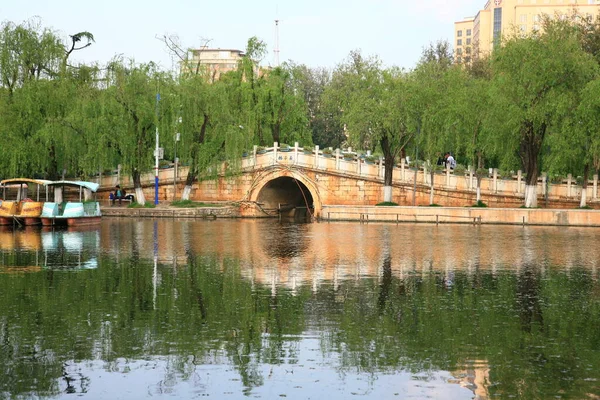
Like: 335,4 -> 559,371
1,178 -> 52,186
47,181 -> 100,192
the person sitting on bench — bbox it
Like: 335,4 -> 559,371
112,185 -> 126,205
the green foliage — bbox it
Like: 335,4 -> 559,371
128,202 -> 156,208
488,23 -> 598,190
2,17 -> 600,205
170,200 -> 225,208
472,200 -> 488,207
453,164 -> 466,175
376,201 -> 398,206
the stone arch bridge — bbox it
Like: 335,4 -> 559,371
99,144 -> 595,219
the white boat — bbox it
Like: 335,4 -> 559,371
41,181 -> 101,227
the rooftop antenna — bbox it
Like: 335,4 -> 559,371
274,7 -> 280,67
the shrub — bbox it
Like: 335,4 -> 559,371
128,202 -> 156,209
376,201 -> 398,206
454,164 -> 466,175
475,168 -> 488,178
472,200 -> 487,207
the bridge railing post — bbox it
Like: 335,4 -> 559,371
401,158 -> 405,181
491,168 -> 497,193
294,142 -> 299,165
336,148 -> 341,171
273,142 -> 278,166
253,145 -> 258,169
314,145 -> 319,169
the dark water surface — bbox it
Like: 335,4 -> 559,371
0,219 -> 599,399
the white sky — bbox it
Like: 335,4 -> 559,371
0,0 -> 483,71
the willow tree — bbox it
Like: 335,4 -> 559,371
0,19 -> 63,95
176,74 -> 244,200
328,51 -> 414,203
262,64 -> 311,146
410,41 -> 459,204
554,78 -> 600,208
234,37 -> 268,146
286,63 -> 342,148
104,61 -> 175,205
488,27 -> 597,207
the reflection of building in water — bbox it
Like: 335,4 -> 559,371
0,227 -> 100,271
102,221 -> 600,294
449,360 -> 490,400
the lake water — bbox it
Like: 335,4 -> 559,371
0,219 -> 599,400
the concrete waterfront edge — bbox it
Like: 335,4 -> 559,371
320,205 -> 600,227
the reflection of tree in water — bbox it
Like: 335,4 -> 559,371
1,246 -> 600,399
516,264 -> 544,333
260,222 -> 310,260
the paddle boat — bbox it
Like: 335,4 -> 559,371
40,181 -> 102,227
0,178 -> 52,226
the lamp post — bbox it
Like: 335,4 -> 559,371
154,93 -> 160,205
174,131 -> 180,200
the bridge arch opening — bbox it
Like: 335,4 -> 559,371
256,177 -> 314,220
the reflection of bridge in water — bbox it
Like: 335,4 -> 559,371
102,220 -> 600,294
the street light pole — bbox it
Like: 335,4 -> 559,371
174,131 -> 180,200
155,93 -> 160,205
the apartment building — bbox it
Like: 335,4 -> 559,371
454,0 -> 600,63
181,47 -> 245,80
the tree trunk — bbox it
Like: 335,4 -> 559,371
580,163 -> 590,208
48,143 -> 59,180
381,135 -> 396,203
133,169 -> 145,205
383,156 -> 394,203
181,165 -> 197,201
429,169 -> 435,205
181,114 -> 209,201
520,121 -> 545,208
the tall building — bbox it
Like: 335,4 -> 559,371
454,0 -> 600,63
181,47 -> 245,80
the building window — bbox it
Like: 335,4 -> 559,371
520,24 -> 527,32
533,24 -> 540,31
467,38 -> 472,45
465,56 -> 471,63
457,30 -> 463,37
493,7 -> 502,47
457,48 -> 463,55
520,14 -> 527,23
466,47 -> 472,54
457,56 -> 462,63
467,29 -> 472,36
457,39 -> 463,46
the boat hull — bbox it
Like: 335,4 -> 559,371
41,217 -> 66,227
0,217 -> 14,226
22,217 -> 42,226
66,216 -> 102,226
